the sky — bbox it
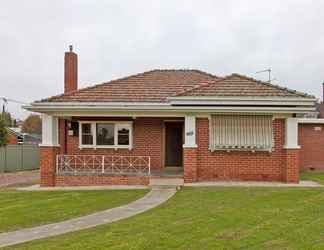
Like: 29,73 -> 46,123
1,0 -> 323,119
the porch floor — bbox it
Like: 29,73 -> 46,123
150,167 -> 183,177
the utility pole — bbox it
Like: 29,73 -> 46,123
0,97 -> 28,126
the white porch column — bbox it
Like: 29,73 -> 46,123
284,118 -> 300,149
183,115 -> 197,148
40,114 -> 59,147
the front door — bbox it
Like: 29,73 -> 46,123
165,122 -> 183,167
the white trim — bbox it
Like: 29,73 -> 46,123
41,114 -> 59,147
298,118 -> 324,124
284,118 -> 300,149
183,115 -> 197,148
79,121 -> 133,150
24,95 -> 316,115
28,102 -> 171,106
25,105 -> 316,116
39,144 -> 60,147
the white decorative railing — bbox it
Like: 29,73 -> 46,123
56,155 -> 151,175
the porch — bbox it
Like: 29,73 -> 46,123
40,114 -> 197,186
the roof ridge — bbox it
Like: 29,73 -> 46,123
228,73 -> 315,98
175,77 -> 225,96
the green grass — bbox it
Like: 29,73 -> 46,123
300,171 -> 324,184
0,189 -> 147,233
6,187 -> 324,250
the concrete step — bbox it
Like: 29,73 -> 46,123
149,177 -> 184,187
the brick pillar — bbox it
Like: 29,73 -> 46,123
283,149 -> 300,183
40,146 -> 60,187
183,148 -> 198,183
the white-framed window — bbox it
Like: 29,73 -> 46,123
209,115 -> 274,152
79,121 -> 133,149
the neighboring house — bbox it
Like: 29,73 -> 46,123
25,47 -> 317,187
298,83 -> 324,171
7,127 -> 24,144
6,127 -> 41,145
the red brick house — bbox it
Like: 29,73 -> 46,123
25,47 -> 316,186
7,128 -> 23,144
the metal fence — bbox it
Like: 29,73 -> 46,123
0,144 -> 40,173
57,155 -> 151,175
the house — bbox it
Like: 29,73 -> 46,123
25,47 -> 317,187
7,127 -> 24,144
297,83 -> 324,171
6,127 -> 41,145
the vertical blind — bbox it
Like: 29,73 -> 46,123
210,115 -> 274,152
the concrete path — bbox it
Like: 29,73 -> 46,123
0,188 -> 176,248
18,184 -> 148,191
184,180 -> 322,187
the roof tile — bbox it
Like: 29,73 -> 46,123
176,73 -> 313,98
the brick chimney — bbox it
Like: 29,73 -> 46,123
64,45 -> 78,93
322,81 -> 324,102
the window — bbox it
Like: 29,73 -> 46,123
81,123 -> 93,145
209,115 -> 273,152
117,125 -> 130,145
79,121 -> 132,149
96,124 -> 114,145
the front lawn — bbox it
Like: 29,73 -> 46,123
7,187 -> 324,250
300,171 -> 324,185
0,189 -> 147,233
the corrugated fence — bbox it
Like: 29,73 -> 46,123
0,145 -> 39,172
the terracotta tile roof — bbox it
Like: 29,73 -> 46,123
39,69 -> 219,103
176,74 -> 313,98
38,71 -> 314,103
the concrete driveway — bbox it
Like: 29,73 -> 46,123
0,170 -> 39,188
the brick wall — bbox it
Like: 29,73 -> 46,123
52,117 -> 165,186
194,118 -> 292,182
7,133 -> 18,144
56,175 -> 149,186
299,124 -> 324,171
183,148 -> 198,182
40,146 -> 60,187
284,149 -> 299,182
63,117 -> 164,171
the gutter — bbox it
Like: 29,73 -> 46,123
298,118 -> 324,124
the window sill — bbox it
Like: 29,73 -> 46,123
79,145 -> 133,150
209,147 -> 273,153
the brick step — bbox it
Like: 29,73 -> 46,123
149,177 -> 184,186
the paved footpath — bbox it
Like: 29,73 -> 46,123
0,188 -> 176,248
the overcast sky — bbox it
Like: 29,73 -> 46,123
1,0 -> 323,119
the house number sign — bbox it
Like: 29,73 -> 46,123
186,131 -> 194,136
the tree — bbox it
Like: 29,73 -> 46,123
0,117 -> 8,147
21,114 -> 42,134
0,111 -> 13,127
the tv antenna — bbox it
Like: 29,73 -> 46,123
0,97 -> 28,114
256,68 -> 275,83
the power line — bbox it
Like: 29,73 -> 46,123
0,97 -> 28,105
0,97 -> 28,115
